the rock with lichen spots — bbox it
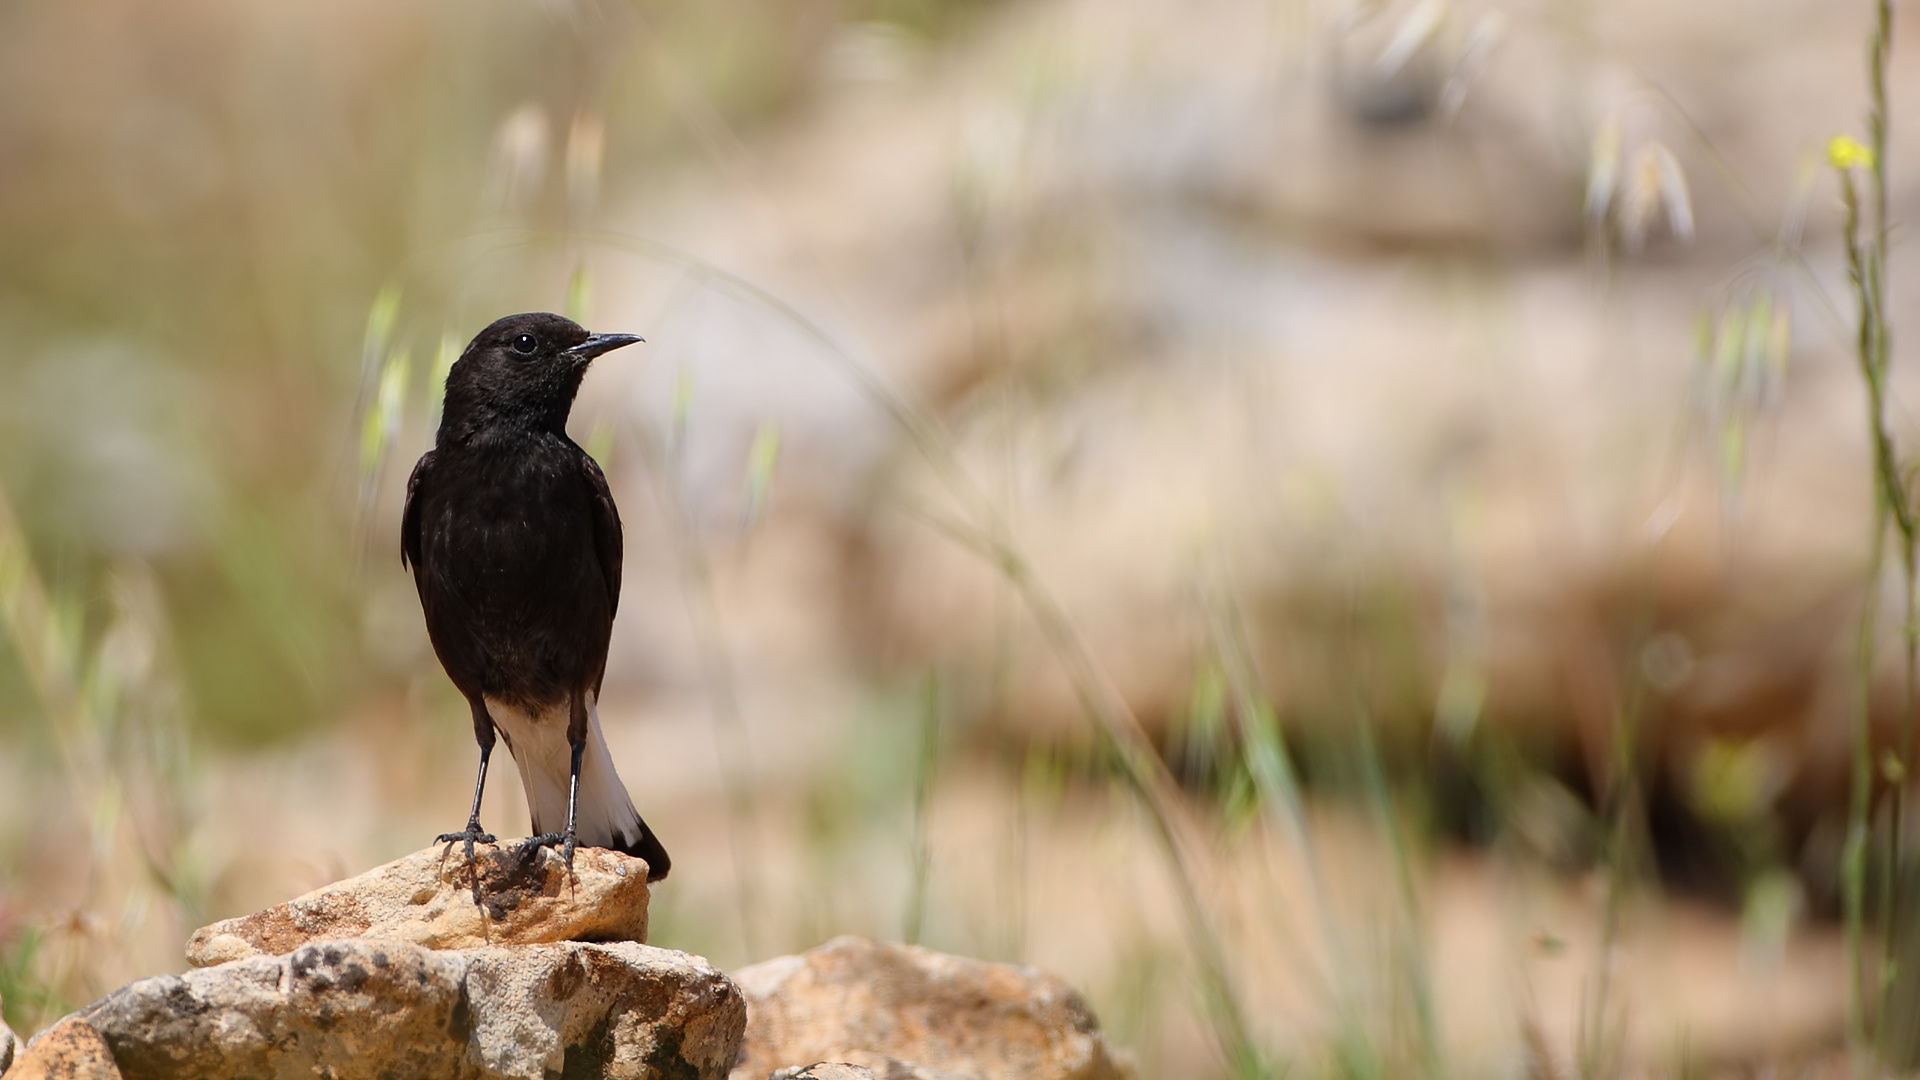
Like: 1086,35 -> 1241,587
185,842 -> 650,967
55,938 -> 741,1080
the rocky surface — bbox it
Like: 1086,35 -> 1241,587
185,842 -> 651,966
5,1016 -> 120,1080
730,936 -> 1128,1080
14,938 -> 741,1080
5,857 -> 1130,1080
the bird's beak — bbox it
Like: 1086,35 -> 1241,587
564,333 -> 645,363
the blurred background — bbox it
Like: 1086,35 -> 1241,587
1,0 -> 1917,1075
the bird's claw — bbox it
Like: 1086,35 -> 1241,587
524,829 -> 580,870
435,822 -> 497,905
435,825 -> 498,847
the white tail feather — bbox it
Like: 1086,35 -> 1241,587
484,692 -> 646,851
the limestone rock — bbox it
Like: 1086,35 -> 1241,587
76,937 -> 742,1080
186,842 -> 650,966
5,1016 -> 122,1080
731,936 -> 1128,1080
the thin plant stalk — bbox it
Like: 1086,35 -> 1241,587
1836,124 -> 1903,1065
1354,714 -> 1441,1078
1834,2 -> 1903,1045
1580,636 -> 1652,1080
1845,503 -> 1884,1064
1197,567 -> 1344,1013
1862,0 -> 1914,1057
906,672 -> 940,947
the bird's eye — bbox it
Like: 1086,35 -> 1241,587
511,332 -> 538,355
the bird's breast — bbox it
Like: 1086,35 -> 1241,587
419,444 -> 605,610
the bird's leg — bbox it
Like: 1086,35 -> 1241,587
562,738 -> 584,868
436,699 -> 499,903
528,692 -> 588,870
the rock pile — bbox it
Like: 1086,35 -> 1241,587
6,843 -> 738,1080
2,848 -> 1129,1080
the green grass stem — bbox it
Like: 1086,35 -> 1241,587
906,672 -> 940,947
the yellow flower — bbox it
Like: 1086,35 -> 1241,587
1827,134 -> 1876,171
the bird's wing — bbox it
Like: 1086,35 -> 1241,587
580,452 -> 623,618
400,450 -> 435,572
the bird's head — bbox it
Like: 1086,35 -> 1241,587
438,312 -> 642,442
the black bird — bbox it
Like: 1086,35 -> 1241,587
401,311 -> 669,885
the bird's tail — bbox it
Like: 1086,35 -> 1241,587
485,692 -> 671,882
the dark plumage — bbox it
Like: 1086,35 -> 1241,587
402,311 -> 669,886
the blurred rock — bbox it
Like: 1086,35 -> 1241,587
74,938 -> 742,1080
770,1065 -> 885,1080
185,842 -> 650,966
5,1016 -> 121,1080
730,936 -> 1128,1080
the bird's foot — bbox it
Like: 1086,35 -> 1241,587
435,823 -> 498,847
523,828 -> 580,870
435,822 -> 497,905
